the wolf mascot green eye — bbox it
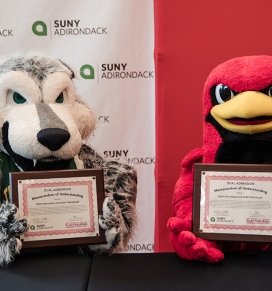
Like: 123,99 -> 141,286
55,92 -> 64,103
13,92 -> 27,104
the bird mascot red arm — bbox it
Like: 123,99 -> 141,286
168,55 -> 272,262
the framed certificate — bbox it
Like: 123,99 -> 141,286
10,169 -> 106,248
193,163 -> 272,242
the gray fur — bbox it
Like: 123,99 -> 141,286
0,202 -> 27,266
36,103 -> 68,130
78,144 -> 137,251
0,56 -> 73,90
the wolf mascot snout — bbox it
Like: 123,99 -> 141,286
0,55 -> 137,266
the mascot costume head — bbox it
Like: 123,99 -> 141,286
168,55 -> 272,263
0,55 -> 137,266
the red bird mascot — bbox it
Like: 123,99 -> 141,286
168,55 -> 272,263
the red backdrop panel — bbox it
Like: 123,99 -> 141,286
154,0 -> 272,252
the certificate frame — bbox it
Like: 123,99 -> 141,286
193,163 -> 272,242
10,169 -> 106,248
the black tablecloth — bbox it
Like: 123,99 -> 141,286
1,249 -> 272,291
0,247 -> 91,291
89,252 -> 272,291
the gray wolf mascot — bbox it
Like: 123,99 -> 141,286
0,55 -> 137,266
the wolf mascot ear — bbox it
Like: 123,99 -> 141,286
0,55 -> 137,266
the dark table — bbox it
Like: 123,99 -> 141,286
1,248 -> 272,291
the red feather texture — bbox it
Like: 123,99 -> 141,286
168,56 -> 272,263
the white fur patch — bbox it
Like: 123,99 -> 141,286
5,104 -> 41,157
15,238 -> 22,253
0,71 -> 41,108
42,72 -> 76,104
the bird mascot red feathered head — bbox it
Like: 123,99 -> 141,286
168,55 -> 272,263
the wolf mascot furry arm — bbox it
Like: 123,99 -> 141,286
0,55 -> 137,266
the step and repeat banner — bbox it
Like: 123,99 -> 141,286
1,0 -> 155,253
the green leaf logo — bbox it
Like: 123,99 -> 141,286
80,64 -> 95,79
32,21 -> 47,36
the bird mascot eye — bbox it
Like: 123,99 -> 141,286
211,84 -> 236,105
55,92 -> 64,103
264,86 -> 272,97
13,92 -> 27,104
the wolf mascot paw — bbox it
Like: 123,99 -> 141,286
0,55 -> 137,265
169,55 -> 272,263
0,202 -> 27,266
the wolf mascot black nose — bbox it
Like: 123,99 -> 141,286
37,128 -> 70,151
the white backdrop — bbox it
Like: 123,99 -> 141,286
0,0 -> 155,253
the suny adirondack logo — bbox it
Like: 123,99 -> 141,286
32,19 -> 107,37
